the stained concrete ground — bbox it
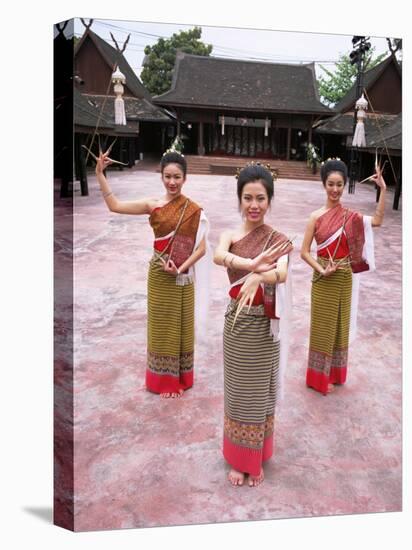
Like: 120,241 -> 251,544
66,168 -> 402,531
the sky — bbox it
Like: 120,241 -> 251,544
73,17 -> 398,80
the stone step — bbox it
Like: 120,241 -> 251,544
135,155 -> 320,181
185,155 -> 319,178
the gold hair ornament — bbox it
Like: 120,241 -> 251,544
235,161 -> 278,181
320,157 -> 341,166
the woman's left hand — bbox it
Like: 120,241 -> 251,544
322,260 -> 338,277
370,164 -> 387,190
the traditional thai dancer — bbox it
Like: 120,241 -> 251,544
214,163 -> 293,487
300,158 -> 386,395
95,146 -> 210,399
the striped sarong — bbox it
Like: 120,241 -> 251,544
306,258 -> 352,394
223,300 -> 280,476
146,257 -> 195,394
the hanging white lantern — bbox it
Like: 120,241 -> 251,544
264,117 -> 269,137
352,93 -> 368,147
219,115 -> 225,136
112,67 -> 127,126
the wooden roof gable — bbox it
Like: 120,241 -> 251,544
75,29 -> 152,100
334,55 -> 401,114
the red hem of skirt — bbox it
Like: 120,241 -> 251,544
306,366 -> 347,395
145,369 -> 194,394
223,433 -> 274,477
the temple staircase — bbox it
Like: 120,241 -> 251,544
135,154 -> 320,181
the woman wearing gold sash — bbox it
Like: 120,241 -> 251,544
301,159 -> 386,395
96,147 -> 209,399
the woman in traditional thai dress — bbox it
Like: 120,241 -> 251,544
95,148 -> 210,399
301,159 -> 386,395
214,164 -> 293,487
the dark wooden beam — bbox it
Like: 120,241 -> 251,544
198,121 -> 205,155
286,123 -> 292,161
308,116 -> 313,144
393,166 -> 402,210
79,134 -> 89,196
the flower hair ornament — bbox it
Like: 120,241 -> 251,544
235,161 -> 278,181
320,157 -> 341,166
162,135 -> 185,157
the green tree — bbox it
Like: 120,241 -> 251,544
317,48 -> 387,107
141,27 -> 213,96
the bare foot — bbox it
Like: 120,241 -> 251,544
171,389 -> 184,398
248,468 -> 264,487
228,469 -> 245,486
326,383 -> 336,394
160,389 -> 184,399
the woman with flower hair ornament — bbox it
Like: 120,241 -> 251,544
301,158 -> 386,395
95,143 -> 210,398
214,163 -> 293,487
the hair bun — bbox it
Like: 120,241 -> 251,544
320,158 -> 348,183
236,162 -> 275,203
235,161 -> 277,181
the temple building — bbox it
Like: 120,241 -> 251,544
153,52 -> 334,161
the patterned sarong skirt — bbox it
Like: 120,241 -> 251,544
145,257 -> 195,394
223,300 -> 280,476
306,260 -> 352,394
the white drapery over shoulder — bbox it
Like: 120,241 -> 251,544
273,255 -> 292,402
190,210 -> 211,345
349,215 -> 375,343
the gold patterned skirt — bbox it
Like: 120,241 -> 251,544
223,300 -> 280,476
145,257 -> 195,394
306,258 -> 352,394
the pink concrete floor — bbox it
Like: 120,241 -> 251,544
65,167 -> 401,531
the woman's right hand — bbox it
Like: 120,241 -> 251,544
95,152 -> 113,175
249,244 -> 280,273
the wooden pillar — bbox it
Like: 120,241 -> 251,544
118,136 -> 124,171
254,127 -> 258,156
59,144 -> 71,198
376,184 -> 381,202
128,138 -> 134,168
197,121 -> 205,155
308,116 -> 313,144
249,127 -> 253,157
79,134 -> 88,196
74,135 -> 80,182
286,123 -> 292,161
208,124 -> 212,153
161,126 -> 166,152
393,163 -> 402,210
272,125 -> 276,157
